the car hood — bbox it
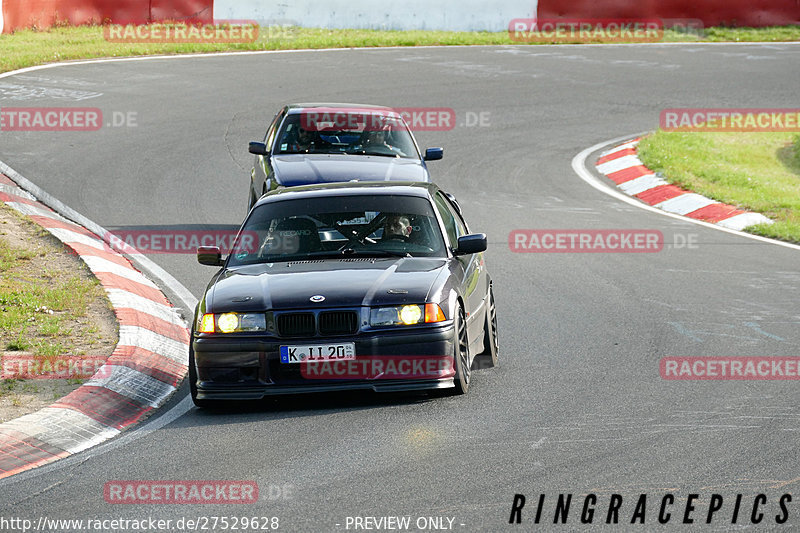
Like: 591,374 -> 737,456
205,257 -> 448,312
272,154 -> 428,187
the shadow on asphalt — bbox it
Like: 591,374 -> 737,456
171,387 -> 452,427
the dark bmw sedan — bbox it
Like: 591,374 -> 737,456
190,182 -> 497,406
246,104 -> 444,210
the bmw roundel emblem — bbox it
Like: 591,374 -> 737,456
310,295 -> 326,303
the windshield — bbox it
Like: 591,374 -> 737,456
273,110 -> 419,159
227,194 -> 446,266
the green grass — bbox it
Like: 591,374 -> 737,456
0,205 -> 110,356
0,24 -> 798,74
637,132 -> 800,243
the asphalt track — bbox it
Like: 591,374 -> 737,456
1,44 -> 799,531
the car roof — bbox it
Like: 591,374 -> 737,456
285,103 -> 401,118
287,103 -> 396,112
254,181 -> 438,207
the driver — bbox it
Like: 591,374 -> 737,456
361,124 -> 405,156
382,214 -> 412,241
290,126 -> 314,152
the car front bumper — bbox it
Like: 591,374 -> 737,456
192,324 -> 455,400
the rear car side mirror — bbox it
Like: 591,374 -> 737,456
424,147 -> 443,161
249,141 -> 269,156
197,246 -> 224,266
454,234 -> 487,255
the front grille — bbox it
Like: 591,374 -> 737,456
277,313 -> 315,337
318,311 -> 358,335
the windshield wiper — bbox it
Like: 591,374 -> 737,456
361,151 -> 400,158
341,248 -> 410,258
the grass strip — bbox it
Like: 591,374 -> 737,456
637,131 -> 800,243
0,24 -> 798,74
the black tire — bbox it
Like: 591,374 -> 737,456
451,306 -> 471,395
189,344 -> 213,408
476,285 -> 498,368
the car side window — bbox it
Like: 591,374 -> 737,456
433,192 -> 466,248
265,110 -> 286,152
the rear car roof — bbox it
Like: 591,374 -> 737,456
255,181 -> 438,207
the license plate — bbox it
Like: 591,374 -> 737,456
280,343 -> 355,363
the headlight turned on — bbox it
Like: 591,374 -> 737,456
369,304 -> 446,327
198,312 -> 267,333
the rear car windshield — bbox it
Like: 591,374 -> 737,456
274,111 -> 418,159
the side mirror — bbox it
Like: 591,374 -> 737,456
249,141 -> 269,156
197,246 -> 223,266
454,234 -> 487,255
424,147 -> 443,161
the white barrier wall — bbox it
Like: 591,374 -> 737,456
213,0 -> 536,32
0,0 -> 4,34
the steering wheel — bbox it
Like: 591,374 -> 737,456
334,220 -> 380,250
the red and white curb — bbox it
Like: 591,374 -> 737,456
0,171 -> 189,480
595,138 -> 773,231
